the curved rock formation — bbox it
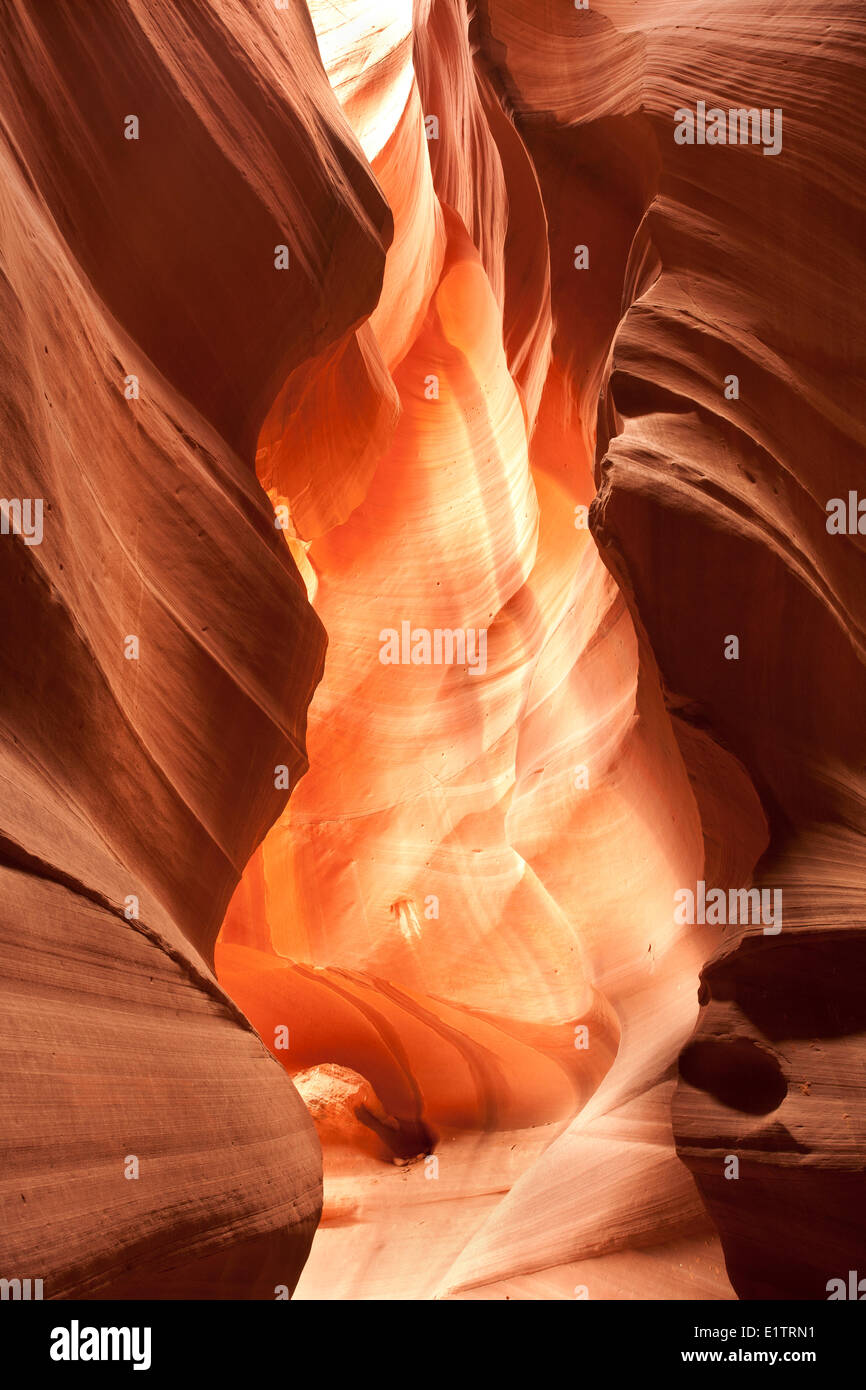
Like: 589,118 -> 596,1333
468,0 -> 866,1299
3,0 -> 863,1304
0,0 -> 391,1297
218,0 -> 744,1301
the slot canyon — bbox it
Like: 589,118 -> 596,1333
0,0 -> 864,1304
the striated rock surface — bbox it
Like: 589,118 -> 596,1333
0,0 -> 392,1297
218,0 -> 762,1301
3,0 -> 863,1303
469,0 -> 866,1298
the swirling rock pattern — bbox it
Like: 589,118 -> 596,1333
219,0 -> 743,1300
473,0 -> 866,1298
0,0 -> 392,1298
2,0 -> 862,1302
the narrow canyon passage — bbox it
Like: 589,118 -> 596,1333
2,0 -> 862,1309
214,0 -> 737,1299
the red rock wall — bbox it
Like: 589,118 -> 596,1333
472,0 -> 866,1297
0,0 -> 391,1298
2,0 -> 863,1302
